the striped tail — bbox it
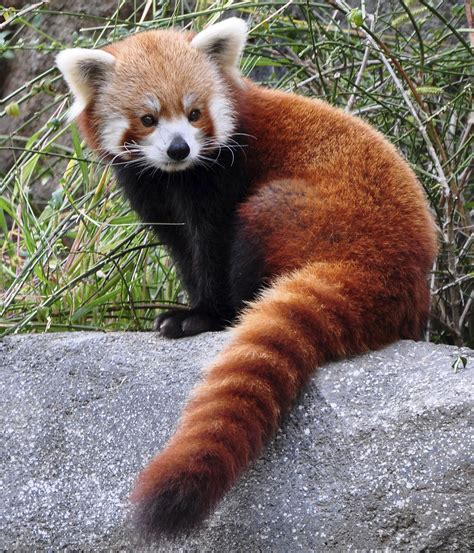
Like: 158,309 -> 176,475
131,260 -> 428,538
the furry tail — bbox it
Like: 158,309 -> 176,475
131,260 -> 428,539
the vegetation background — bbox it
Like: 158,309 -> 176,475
0,0 -> 472,346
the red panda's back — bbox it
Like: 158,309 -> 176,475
237,83 -> 437,276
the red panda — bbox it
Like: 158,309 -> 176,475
56,18 -> 437,539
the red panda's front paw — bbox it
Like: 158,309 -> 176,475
154,309 -> 225,338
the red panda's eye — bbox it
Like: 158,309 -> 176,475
189,109 -> 201,122
140,114 -> 157,127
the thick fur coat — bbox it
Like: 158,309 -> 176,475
57,18 -> 437,539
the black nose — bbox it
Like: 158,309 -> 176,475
167,136 -> 190,161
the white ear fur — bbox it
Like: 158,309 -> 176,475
56,48 -> 115,120
191,18 -> 247,72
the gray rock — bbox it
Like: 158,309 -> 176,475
0,332 -> 472,551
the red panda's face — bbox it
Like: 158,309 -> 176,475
56,19 -> 247,172
97,42 -> 235,173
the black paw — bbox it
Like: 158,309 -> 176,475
154,309 -> 225,338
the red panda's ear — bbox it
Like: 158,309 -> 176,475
191,18 -> 247,74
56,48 -> 116,120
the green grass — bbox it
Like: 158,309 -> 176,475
0,1 -> 472,346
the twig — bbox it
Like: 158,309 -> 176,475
139,0 -> 153,24
466,0 -> 474,48
433,274 -> 473,296
0,1 -> 49,30
426,257 -> 438,342
364,30 -> 451,196
459,295 -> 473,332
345,0 -> 376,113
456,233 -> 474,266
250,0 -> 294,33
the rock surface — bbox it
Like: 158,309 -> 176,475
0,332 -> 472,551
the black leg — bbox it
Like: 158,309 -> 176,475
228,221 -> 266,312
154,308 -> 228,338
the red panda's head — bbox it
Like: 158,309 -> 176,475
56,18 -> 247,172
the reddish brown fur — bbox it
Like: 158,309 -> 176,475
131,84 -> 437,536
71,27 -> 437,538
77,30 -> 216,158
